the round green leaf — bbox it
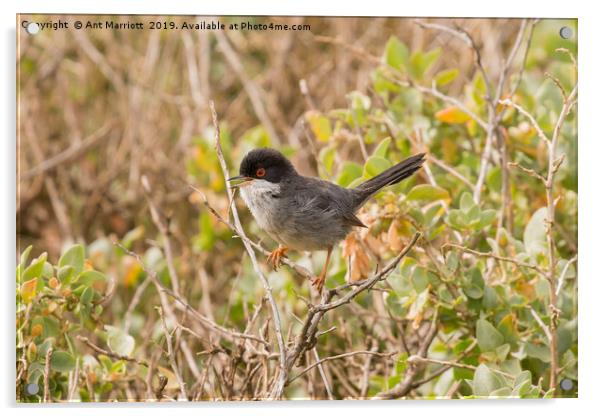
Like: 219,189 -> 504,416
59,245 -> 85,275
50,351 -> 76,373
406,184 -> 450,202
476,318 -> 505,352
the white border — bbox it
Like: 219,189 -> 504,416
2,1 -> 600,415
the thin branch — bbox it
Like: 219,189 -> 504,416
427,156 -> 476,191
414,81 -> 489,131
289,350 -> 395,385
527,306 -> 553,342
116,243 -> 265,344
285,232 -> 422,386
311,348 -> 334,400
43,347 -> 53,403
442,243 -> 545,275
76,335 -> 149,367
314,232 -> 421,313
499,99 -> 550,146
156,306 -> 188,400
411,339 -> 478,388
407,355 -> 514,379
22,120 -> 115,180
375,313 -> 439,399
556,255 -> 578,296
141,175 -> 181,296
508,161 -> 546,183
214,32 -> 281,145
209,101 -> 288,399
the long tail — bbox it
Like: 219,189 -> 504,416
353,153 -> 425,206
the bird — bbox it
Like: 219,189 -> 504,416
229,148 -> 425,292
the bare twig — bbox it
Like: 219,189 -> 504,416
442,243 -> 545,275
141,175 -> 181,296
209,101 -> 288,399
508,161 -> 546,183
375,312 -> 439,399
215,32 -> 281,145
22,120 -> 115,180
285,232 -> 422,390
407,355 -> 514,379
527,306 -> 553,342
499,99 -> 550,146
427,155 -> 476,191
43,347 -> 53,403
117,243 -> 266,345
289,350 -> 395,385
156,306 -> 188,400
545,81 -> 577,392
311,348 -> 334,400
556,255 -> 578,296
76,335 -> 149,367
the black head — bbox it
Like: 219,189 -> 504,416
231,148 -> 297,184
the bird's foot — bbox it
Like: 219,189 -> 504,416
267,246 -> 288,270
311,274 -> 326,293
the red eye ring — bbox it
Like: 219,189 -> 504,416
256,167 -> 266,178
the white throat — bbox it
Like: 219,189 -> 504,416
239,179 -> 281,232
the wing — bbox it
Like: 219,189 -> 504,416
288,176 -> 364,226
342,211 -> 367,228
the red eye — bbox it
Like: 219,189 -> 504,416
256,167 -> 266,177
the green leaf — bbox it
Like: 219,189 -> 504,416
106,325 -> 135,356
476,319 -> 505,352
21,253 -> 47,281
524,207 -> 548,256
409,48 -> 442,79
495,343 -> 511,361
364,156 -> 392,178
525,342 -> 551,363
514,370 -> 532,388
473,364 -> 503,397
477,209 -> 497,230
58,266 -> 74,285
59,244 -> 85,275
460,192 -> 476,212
80,287 -> 94,306
406,184 -> 450,202
319,146 -> 336,176
74,270 -> 106,287
489,387 -> 512,397
50,351 -> 76,372
337,161 -> 363,188
122,226 -> 145,250
434,68 -> 459,86
20,245 -> 33,269
306,112 -> 332,142
446,209 -> 469,230
383,36 -> 409,71
373,137 -> 392,158
497,314 -> 518,344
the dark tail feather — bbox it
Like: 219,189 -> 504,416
353,153 -> 425,205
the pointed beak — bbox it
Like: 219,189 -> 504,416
228,175 -> 253,188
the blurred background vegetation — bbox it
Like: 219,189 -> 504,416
17,16 -> 577,401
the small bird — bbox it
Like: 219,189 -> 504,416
230,148 -> 425,292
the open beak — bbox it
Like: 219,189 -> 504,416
228,175 -> 253,188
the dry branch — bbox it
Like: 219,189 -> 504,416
209,101 -> 288,399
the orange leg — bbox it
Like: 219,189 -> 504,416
312,246 -> 333,293
267,245 -> 288,270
